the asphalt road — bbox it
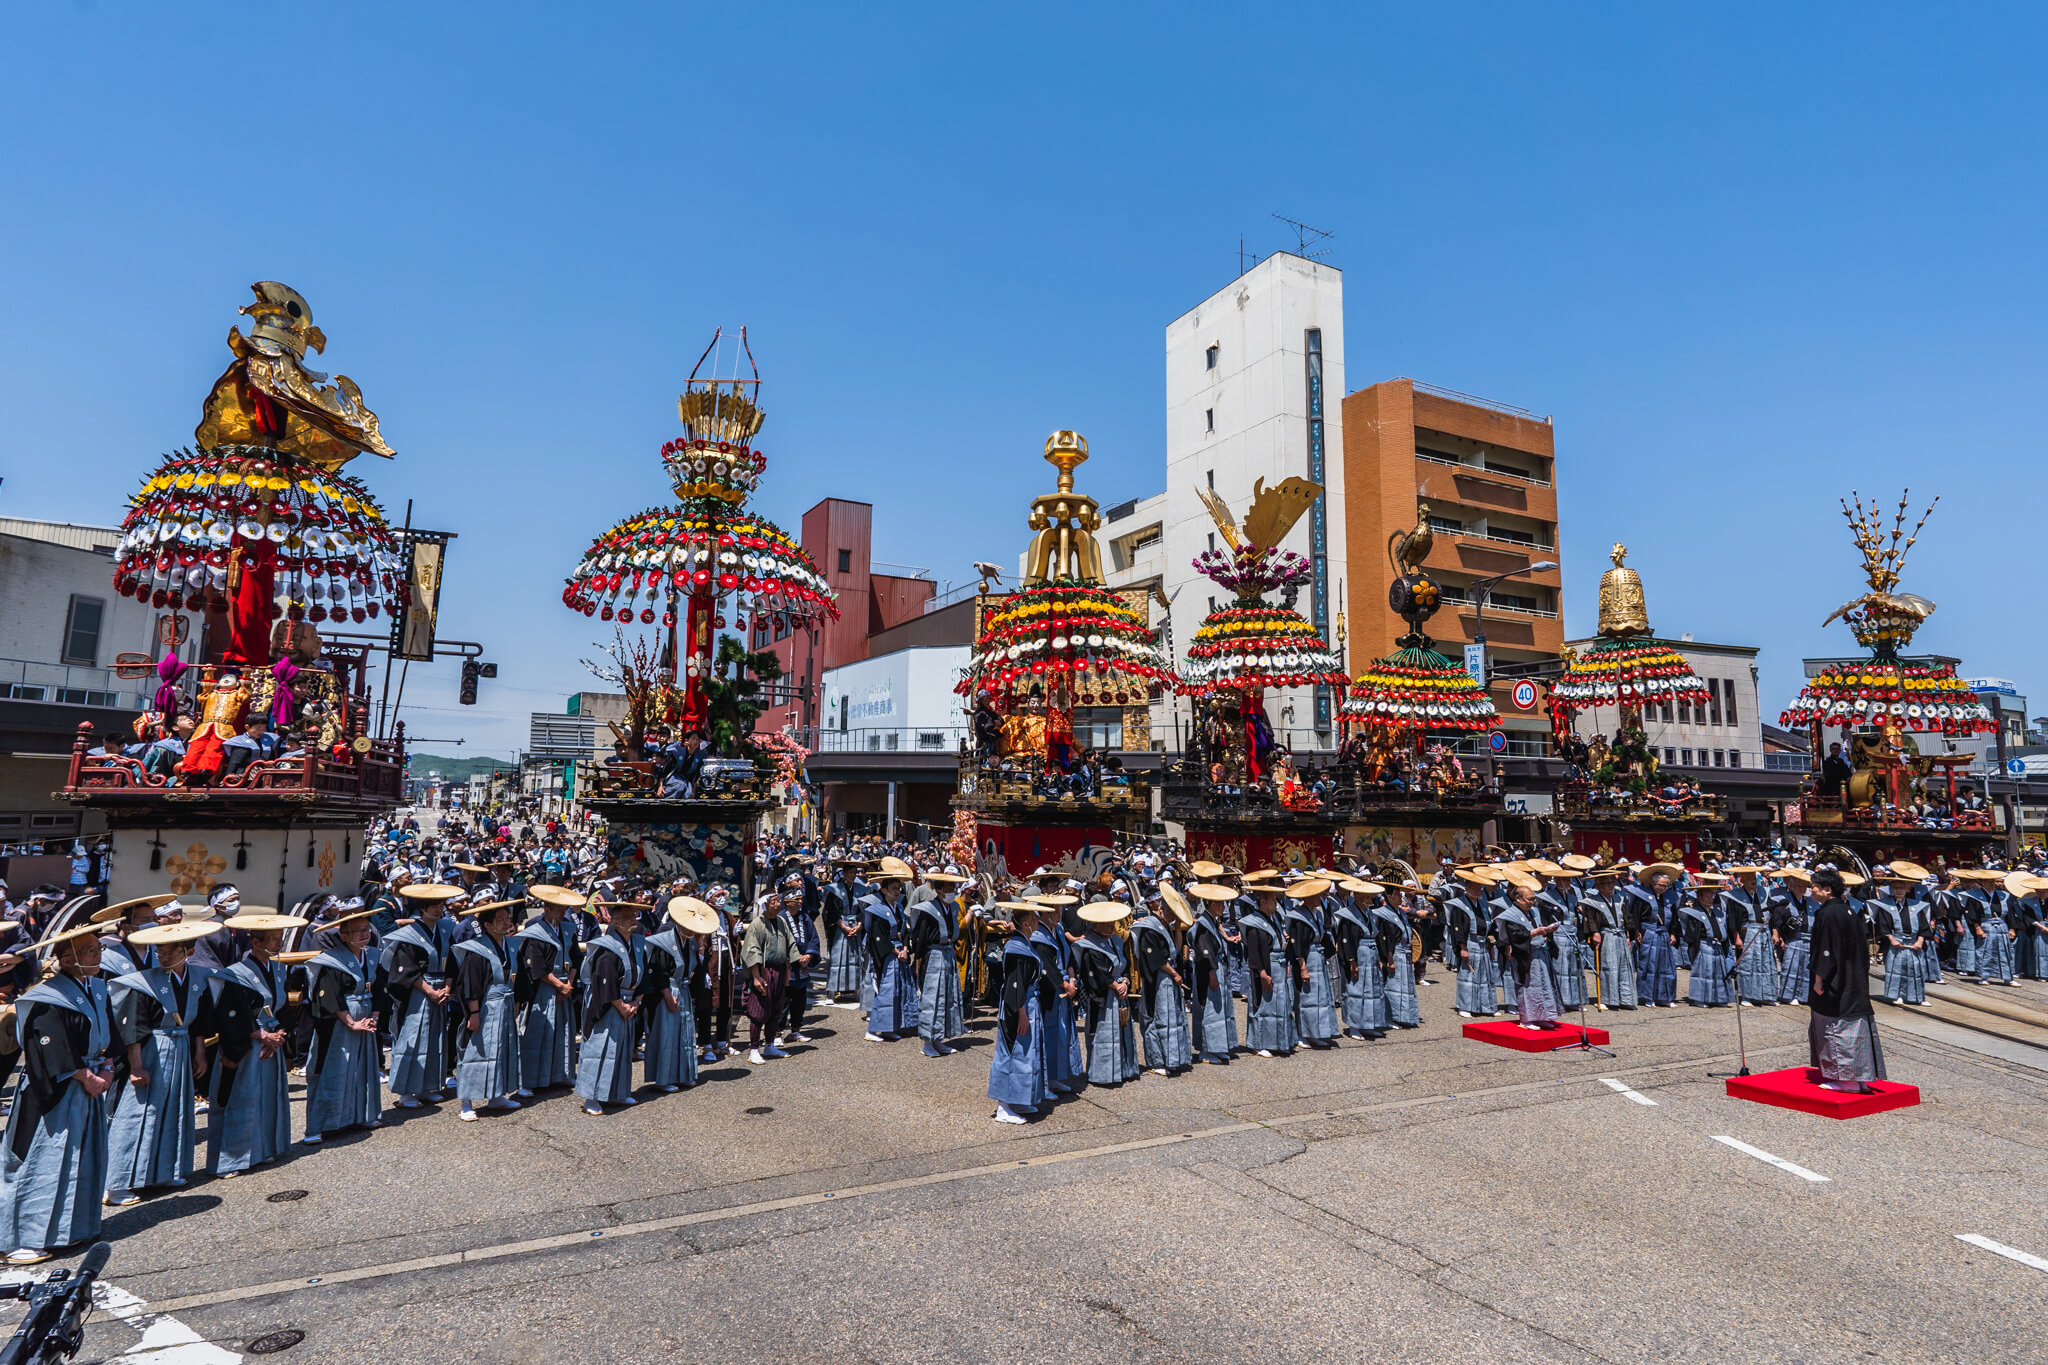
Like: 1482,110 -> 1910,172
12,974 -> 2048,1365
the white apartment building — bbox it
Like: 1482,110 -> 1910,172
1161,253 -> 1347,750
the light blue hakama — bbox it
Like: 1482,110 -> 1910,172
1292,911 -> 1340,1044
207,960 -> 291,1176
1376,909 -> 1419,1028
1733,926 -> 1780,1004
0,977 -> 110,1253
1683,910 -> 1734,1005
513,917 -> 578,1089
303,952 -> 382,1137
988,940 -> 1048,1113
1978,916 -> 2017,983
453,938 -> 521,1104
864,899 -> 920,1038
1189,919 -> 1239,1057
916,907 -> 965,1044
576,933 -> 643,1107
642,928 -> 697,1090
383,922 -> 450,1099
1454,907 -> 1500,1016
1245,941 -> 1299,1055
1077,935 -> 1141,1084
1334,907 -> 1387,1035
105,967 -> 204,1198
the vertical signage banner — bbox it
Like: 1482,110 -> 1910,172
393,532 -> 452,661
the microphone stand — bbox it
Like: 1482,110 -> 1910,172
1552,919 -> 1615,1058
1707,918 -> 1752,1078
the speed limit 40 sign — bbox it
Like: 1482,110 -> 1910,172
1510,680 -> 1538,711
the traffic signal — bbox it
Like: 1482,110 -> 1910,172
459,658 -> 480,705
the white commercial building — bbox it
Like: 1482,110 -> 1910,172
1157,253 -> 1348,750
818,645 -> 971,755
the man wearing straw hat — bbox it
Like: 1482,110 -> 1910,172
909,870 -> 970,1058
1580,867 -> 1638,1011
0,920 -> 116,1264
987,901 -> 1050,1124
1185,883 -> 1240,1063
514,885 -> 585,1093
1494,872 -> 1563,1029
860,857 -> 921,1045
645,895 -> 709,1092
1449,867 -> 1503,1020
104,916 -> 222,1205
451,899 -> 525,1121
1873,869 -> 1929,1006
821,858 -> 871,1004
577,899 -> 647,1116
301,904 -> 382,1144
1240,878 -> 1298,1058
1073,900 -> 1141,1085
204,910 -> 304,1176
1131,883 -> 1193,1076
384,883 -> 460,1109
93,894 -> 179,980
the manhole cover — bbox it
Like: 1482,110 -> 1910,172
744,1106 -> 774,1116
265,1190 -> 309,1204
248,1329 -> 305,1354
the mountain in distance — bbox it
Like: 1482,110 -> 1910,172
405,753 -> 518,784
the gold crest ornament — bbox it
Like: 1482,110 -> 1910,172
196,282 -> 394,469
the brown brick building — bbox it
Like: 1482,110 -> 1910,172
1340,378 -> 1561,748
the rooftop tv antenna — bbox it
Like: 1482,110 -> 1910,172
1272,213 -> 1334,260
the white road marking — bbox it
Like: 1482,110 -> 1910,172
1711,1135 -> 1830,1183
0,1271 -> 239,1362
1599,1078 -> 1657,1106
1957,1234 -> 2048,1273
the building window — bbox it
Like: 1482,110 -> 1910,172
1205,344 -> 1218,371
1729,750 -> 1742,769
1664,748 -> 1677,766
1709,679 -> 1723,726
62,595 -> 104,666
1680,748 -> 1693,767
1072,707 -> 1124,751
916,731 -> 947,751
839,697 -> 849,732
4,684 -> 47,702
1428,516 -> 1464,536
885,732 -> 900,751
1206,469 -> 1215,489
1660,701 -> 1673,723
1726,680 -> 1739,728
1713,749 -> 1725,767
53,688 -> 119,707
1206,532 -> 1215,554
836,549 -> 851,574
1205,408 -> 1214,432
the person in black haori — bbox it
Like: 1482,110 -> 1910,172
1807,867 -> 1885,1093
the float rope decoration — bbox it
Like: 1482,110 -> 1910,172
1547,543 -> 1711,720
1177,477 -> 1346,698
1779,490 -> 1993,737
959,431 -> 1173,731
561,327 -> 838,735
109,283 -> 404,667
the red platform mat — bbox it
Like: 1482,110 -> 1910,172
1725,1066 -> 1921,1119
1462,1019 -> 1610,1051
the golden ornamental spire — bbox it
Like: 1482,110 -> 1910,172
1023,431 -> 1102,583
1596,542 -> 1651,638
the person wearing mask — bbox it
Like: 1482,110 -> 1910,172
740,891 -> 796,1066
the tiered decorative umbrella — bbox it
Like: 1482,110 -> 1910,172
1548,544 -> 1711,723
561,329 -> 837,729
1178,480 -> 1346,699
958,432 -> 1172,766
1779,491 -> 1993,738
1341,646 -> 1497,732
107,283 -> 403,665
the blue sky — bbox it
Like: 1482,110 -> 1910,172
3,5 -> 2042,757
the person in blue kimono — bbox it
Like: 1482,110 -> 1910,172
302,908 -> 382,1143
1494,879 -> 1561,1029
1533,868 -> 1585,1012
642,897 -> 703,1093
514,886 -> 583,1093
1285,881 -> 1341,1049
1872,874 -> 1926,1005
452,900 -> 523,1120
577,900 -> 646,1115
1967,872 -> 2019,985
1130,889 -> 1192,1075
1722,868 -> 1781,1005
1374,885 -> 1422,1029
1449,871 -> 1501,1018
0,924 -> 116,1264
103,919 -> 217,1206
1581,868 -> 1638,1010
822,861 -> 870,1002
1240,884 -> 1298,1057
1073,903 -> 1141,1084
2015,876 -> 2048,981
860,861 -> 921,1043
1186,886 -> 1239,1061
1331,883 -> 1387,1040
1028,900 -> 1082,1093
1680,880 -> 1735,1006
93,894 -> 177,980
382,889 -> 454,1109
1626,867 -> 1682,1007
909,873 -> 968,1058
989,905 -> 1050,1124
203,912 -> 301,1177
1774,870 -> 1817,1003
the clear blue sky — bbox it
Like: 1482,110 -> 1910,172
4,5 -> 2042,757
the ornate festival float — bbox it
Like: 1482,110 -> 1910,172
560,330 -> 837,893
1161,476 -> 1350,871
1778,491 -> 1998,863
1332,500 -> 1505,867
62,284 -> 421,907
1547,544 -> 1723,867
954,432 -> 1171,881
